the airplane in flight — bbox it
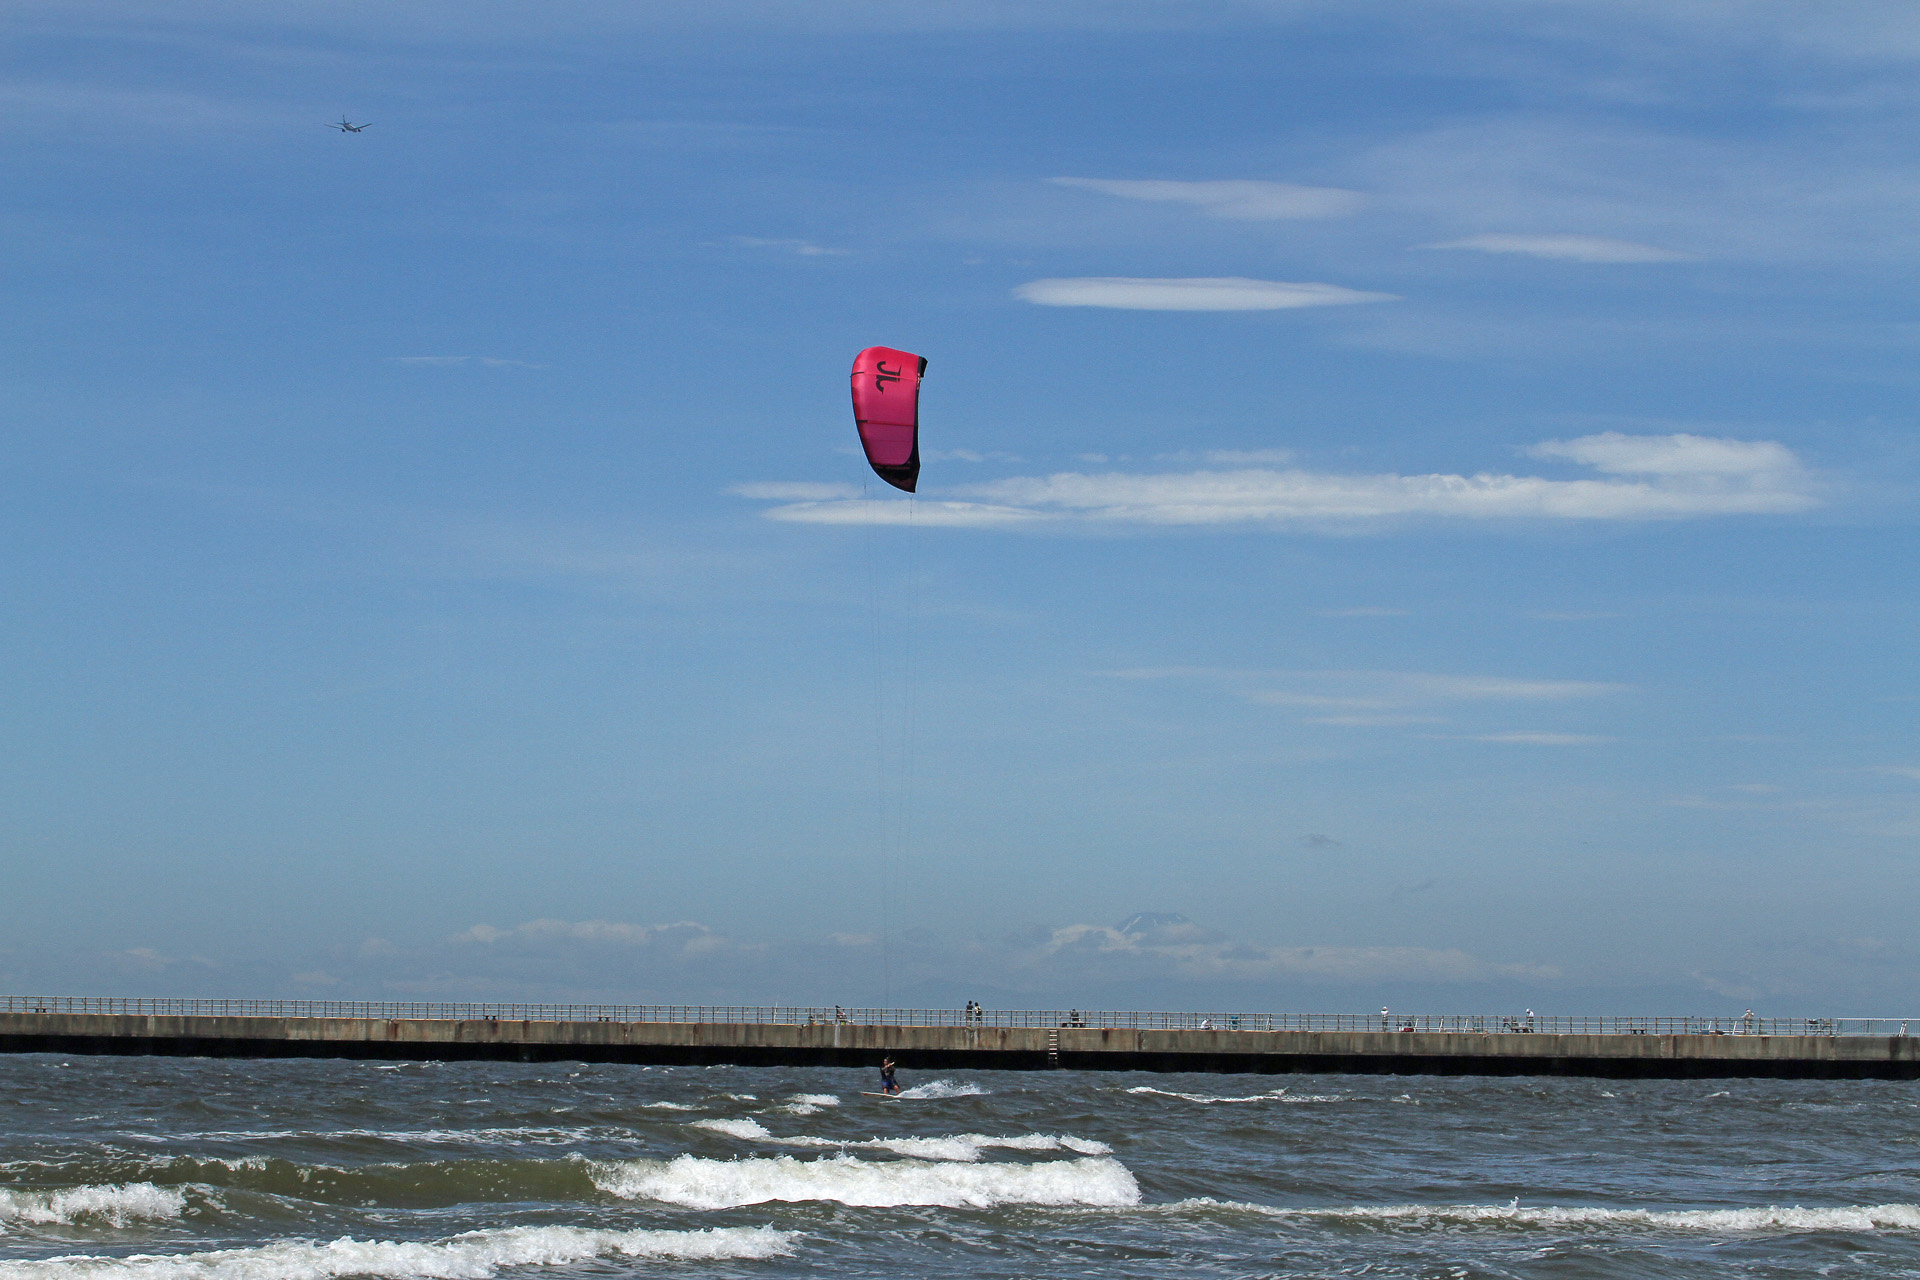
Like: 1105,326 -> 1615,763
327,117 -> 370,132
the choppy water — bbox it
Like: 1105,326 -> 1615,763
3,1056 -> 1920,1278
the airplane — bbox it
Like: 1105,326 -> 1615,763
328,117 -> 370,132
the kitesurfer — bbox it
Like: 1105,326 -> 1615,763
880,1057 -> 899,1095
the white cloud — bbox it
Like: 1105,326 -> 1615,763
1049,177 -> 1367,219
1013,276 -> 1396,311
1527,431 -> 1799,477
1421,233 -> 1693,262
1464,731 -> 1615,745
743,432 -> 1819,528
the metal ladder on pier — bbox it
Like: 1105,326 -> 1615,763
1046,1028 -> 1060,1068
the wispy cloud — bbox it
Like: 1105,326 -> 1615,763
1203,448 -> 1293,464
922,448 -> 1023,463
383,356 -> 549,368
1110,666 -> 1624,735
726,235 -> 849,256
1421,233 -> 1694,262
1014,277 -> 1395,311
1527,431 -> 1798,476
742,433 -> 1819,529
451,918 -> 727,955
1049,177 -> 1367,219
730,482 -> 860,502
1233,670 -> 1625,707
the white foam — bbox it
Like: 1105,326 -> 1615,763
778,1094 -> 840,1115
895,1079 -> 985,1099
0,1184 -> 187,1231
640,1102 -> 694,1111
594,1153 -> 1138,1209
1124,1086 -> 1339,1104
0,1225 -> 795,1280
689,1119 -> 1109,1162
1168,1198 -> 1920,1234
691,1119 -> 773,1141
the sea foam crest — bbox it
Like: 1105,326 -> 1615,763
1125,1086 -> 1340,1104
0,1224 -> 795,1280
689,1118 -> 1109,1161
1172,1199 -> 1920,1234
594,1153 -> 1138,1209
778,1094 -> 840,1115
0,1183 -> 187,1231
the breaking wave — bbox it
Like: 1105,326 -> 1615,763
778,1094 -> 840,1115
593,1153 -> 1138,1209
897,1080 -> 986,1099
688,1118 -> 1110,1161
1170,1198 -> 1920,1234
0,1225 -> 795,1280
0,1183 -> 187,1231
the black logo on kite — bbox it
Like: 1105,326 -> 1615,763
873,361 -> 902,392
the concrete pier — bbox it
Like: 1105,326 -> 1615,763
3,1010 -> 1917,1078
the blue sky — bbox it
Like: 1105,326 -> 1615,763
5,0 -> 1920,1013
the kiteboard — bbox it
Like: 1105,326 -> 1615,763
860,1091 -> 907,1099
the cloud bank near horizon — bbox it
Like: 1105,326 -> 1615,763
739,432 -> 1820,530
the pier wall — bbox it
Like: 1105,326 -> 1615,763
3,1012 -> 1918,1078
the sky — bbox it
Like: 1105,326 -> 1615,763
4,0 -> 1920,1015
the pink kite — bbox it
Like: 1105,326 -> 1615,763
851,346 -> 926,492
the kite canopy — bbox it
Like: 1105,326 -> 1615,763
851,346 -> 926,492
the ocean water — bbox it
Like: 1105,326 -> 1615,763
3,1056 -> 1920,1278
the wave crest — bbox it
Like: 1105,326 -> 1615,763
1125,1086 -> 1340,1104
0,1183 -> 187,1231
594,1153 -> 1138,1209
689,1119 -> 1109,1161
1170,1198 -> 1920,1234
0,1224 -> 794,1280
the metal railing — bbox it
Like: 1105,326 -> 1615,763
0,997 -> 1910,1037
